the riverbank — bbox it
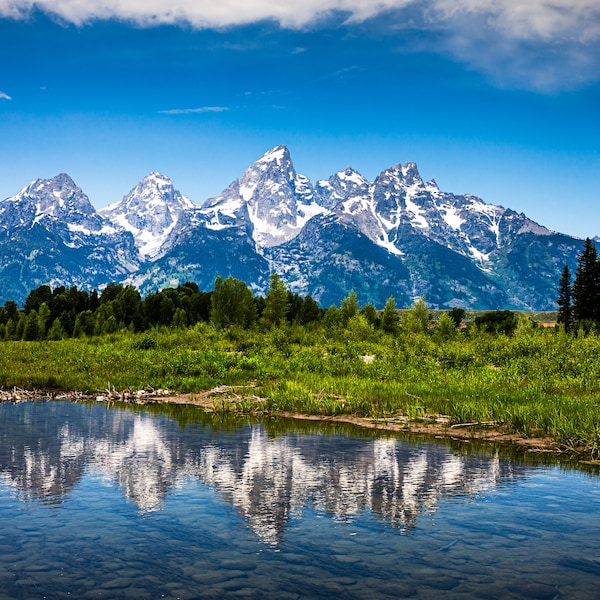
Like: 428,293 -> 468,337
3,385 -> 580,459
1,323 -> 600,460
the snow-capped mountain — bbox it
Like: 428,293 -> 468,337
1,173 -> 111,240
0,146 -> 588,308
0,174 -> 139,303
99,172 -> 200,259
201,145 -> 327,248
314,166 -> 369,210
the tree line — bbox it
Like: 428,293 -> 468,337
0,274 -> 324,341
0,272 -> 469,342
2,237 -> 597,343
557,237 -> 600,332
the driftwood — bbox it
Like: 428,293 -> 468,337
449,421 -> 500,428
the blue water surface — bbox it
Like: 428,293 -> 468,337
0,400 -> 598,599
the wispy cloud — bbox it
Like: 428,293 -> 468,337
159,106 -> 230,115
2,0 -> 600,90
0,91 -> 11,100
317,65 -> 365,82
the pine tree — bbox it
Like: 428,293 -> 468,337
261,273 -> 290,328
380,296 -> 400,335
448,307 -> 466,328
557,265 -> 573,330
298,295 -> 321,326
172,307 -> 188,329
46,318 -> 66,340
572,238 -> 600,323
340,290 -> 359,325
401,297 -> 430,335
37,302 -> 52,339
434,312 -> 457,342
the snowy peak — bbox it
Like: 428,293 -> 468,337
202,145 -> 325,248
398,161 -> 423,186
315,167 -> 369,209
0,173 -> 115,241
8,173 -> 96,220
100,172 -> 198,259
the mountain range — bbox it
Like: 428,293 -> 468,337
0,145 -> 588,309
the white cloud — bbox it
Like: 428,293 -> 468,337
1,0 -> 598,43
1,0 -> 599,90
0,91 -> 11,100
159,106 -> 230,115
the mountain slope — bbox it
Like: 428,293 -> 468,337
201,145 -> 327,248
0,174 -> 139,302
99,172 -> 199,259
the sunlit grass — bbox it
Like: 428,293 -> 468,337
1,322 -> 600,455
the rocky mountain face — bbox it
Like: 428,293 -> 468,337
99,172 -> 198,259
0,146 -> 588,309
0,174 -> 139,303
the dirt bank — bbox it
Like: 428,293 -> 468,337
2,386 -> 590,459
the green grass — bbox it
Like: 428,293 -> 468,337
1,321 -> 600,457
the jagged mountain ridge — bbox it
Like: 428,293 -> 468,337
0,174 -> 139,303
99,172 -> 199,260
0,146 -> 588,308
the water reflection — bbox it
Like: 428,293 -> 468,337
0,400 -> 533,546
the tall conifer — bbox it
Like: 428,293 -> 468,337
572,238 -> 600,323
557,265 -> 573,330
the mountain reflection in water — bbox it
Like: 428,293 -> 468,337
0,401 -> 525,545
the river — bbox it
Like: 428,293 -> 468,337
0,400 -> 598,599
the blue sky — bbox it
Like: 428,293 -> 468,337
0,1 -> 599,238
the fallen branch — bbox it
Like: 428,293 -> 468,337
449,421 -> 500,428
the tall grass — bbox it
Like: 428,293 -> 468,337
1,321 -> 600,456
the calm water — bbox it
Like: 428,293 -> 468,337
0,401 -> 599,599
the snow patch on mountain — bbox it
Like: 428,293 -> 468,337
202,145 -> 327,248
100,172 -> 199,259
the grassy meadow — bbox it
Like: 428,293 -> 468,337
1,318 -> 600,457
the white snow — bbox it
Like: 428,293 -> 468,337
338,168 -> 367,187
468,245 -> 491,263
405,195 -> 429,229
441,206 -> 465,230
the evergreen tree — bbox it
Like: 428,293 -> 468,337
15,313 -> 26,340
24,285 -> 52,314
4,318 -> 16,340
172,307 -> 188,329
380,296 -> 400,335
3,301 -> 18,324
340,290 -> 359,325
37,302 -> 52,339
73,310 -> 95,337
572,238 -> 600,323
298,295 -> 321,326
159,295 -> 176,327
46,318 -> 66,341
22,310 -> 40,341
448,307 -> 466,328
323,305 -> 343,332
261,273 -> 290,328
361,303 -> 378,327
286,292 -> 304,323
433,312 -> 457,342
346,313 -> 374,342
557,265 -> 573,330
